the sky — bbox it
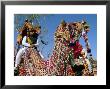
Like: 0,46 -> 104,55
14,14 -> 97,60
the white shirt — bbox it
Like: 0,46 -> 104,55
22,36 -> 39,47
22,36 -> 30,47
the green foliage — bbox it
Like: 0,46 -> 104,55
68,52 -> 75,67
14,67 -> 19,76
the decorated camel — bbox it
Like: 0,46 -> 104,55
14,19 -> 94,76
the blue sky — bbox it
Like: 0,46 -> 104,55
14,14 -> 97,60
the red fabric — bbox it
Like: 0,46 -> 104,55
71,41 -> 82,59
19,67 -> 26,76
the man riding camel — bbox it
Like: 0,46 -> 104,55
15,19 -> 42,68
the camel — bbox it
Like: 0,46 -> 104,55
14,20 -> 93,76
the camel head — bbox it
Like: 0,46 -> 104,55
54,20 -> 90,43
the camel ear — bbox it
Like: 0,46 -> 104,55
61,20 -> 66,27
